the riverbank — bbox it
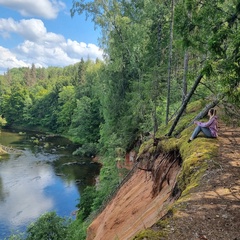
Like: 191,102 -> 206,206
0,128 -> 101,239
2,124 -> 60,136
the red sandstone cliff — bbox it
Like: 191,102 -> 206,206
86,152 -> 181,240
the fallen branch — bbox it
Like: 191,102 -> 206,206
188,99 -> 220,127
166,73 -> 203,136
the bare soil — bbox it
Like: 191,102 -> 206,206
165,122 -> 240,240
87,153 -> 181,240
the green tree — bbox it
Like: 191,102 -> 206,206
76,186 -> 97,221
72,0 -> 169,149
26,212 -> 70,240
69,96 -> 101,155
57,86 -> 76,133
175,0 -> 240,102
2,85 -> 29,126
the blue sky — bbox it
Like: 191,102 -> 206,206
0,0 -> 103,74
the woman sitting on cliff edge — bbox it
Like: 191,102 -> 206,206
188,108 -> 218,143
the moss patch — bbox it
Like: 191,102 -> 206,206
154,100 -> 219,194
131,229 -> 166,240
177,127 -> 219,194
138,139 -> 153,155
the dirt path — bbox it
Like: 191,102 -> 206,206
166,122 -> 240,240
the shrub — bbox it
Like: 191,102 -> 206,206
26,212 -> 70,240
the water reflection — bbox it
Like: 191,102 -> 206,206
0,153 -> 55,235
0,176 -> 6,202
0,129 -> 101,238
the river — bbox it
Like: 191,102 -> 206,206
0,129 -> 101,239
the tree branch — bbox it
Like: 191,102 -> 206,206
166,73 -> 203,136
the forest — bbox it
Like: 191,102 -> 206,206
0,0 -> 239,239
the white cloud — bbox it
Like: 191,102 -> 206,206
0,46 -> 30,70
62,39 -> 104,60
0,18 -> 104,74
0,18 -> 51,42
0,0 -> 65,19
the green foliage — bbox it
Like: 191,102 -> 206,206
1,86 -> 30,126
9,212 -> 70,240
76,186 -> 97,221
0,115 -> 6,127
57,86 -> 76,133
8,232 -> 25,240
91,154 -> 122,213
69,96 -> 101,144
66,218 -> 88,240
175,0 -> 240,102
26,212 -> 70,240
73,142 -> 98,157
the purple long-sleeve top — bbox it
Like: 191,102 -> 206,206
196,116 -> 218,137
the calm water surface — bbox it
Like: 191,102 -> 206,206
0,129 -> 101,239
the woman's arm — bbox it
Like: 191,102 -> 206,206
197,117 -> 215,127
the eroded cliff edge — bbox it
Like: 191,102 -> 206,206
87,150 -> 182,240
86,102 -> 239,240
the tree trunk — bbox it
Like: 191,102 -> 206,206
182,50 -> 189,104
166,73 -> 204,136
165,0 -> 174,125
172,99 -> 220,136
153,13 -> 162,137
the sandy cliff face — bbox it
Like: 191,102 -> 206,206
87,152 -> 181,240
